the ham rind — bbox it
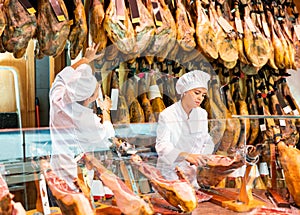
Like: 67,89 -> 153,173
0,173 -> 26,215
278,141 -> 300,207
0,174 -> 13,215
43,169 -> 94,215
197,154 -> 245,187
84,154 -> 154,215
130,154 -> 197,213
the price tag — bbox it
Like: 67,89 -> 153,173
152,1 -> 163,27
283,105 -> 292,114
294,24 -> 300,40
293,109 -> 299,115
128,0 -> 140,24
259,162 -> 269,175
116,0 -> 126,20
19,0 -> 36,15
49,0 -> 66,22
39,174 -> 51,215
217,16 -> 234,33
110,89 -> 119,110
279,119 -> 286,127
260,124 -> 267,131
245,17 -> 256,33
262,21 -> 271,38
235,17 -> 243,34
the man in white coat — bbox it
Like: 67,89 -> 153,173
49,43 -> 115,190
155,70 -> 215,188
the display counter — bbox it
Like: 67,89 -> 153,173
0,117 -> 299,214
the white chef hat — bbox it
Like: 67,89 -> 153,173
67,64 -> 98,101
176,70 -> 210,94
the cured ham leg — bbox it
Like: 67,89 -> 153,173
277,141 -> 300,207
130,154 -> 197,213
90,0 -> 107,54
175,0 -> 196,52
39,160 -> 94,215
84,154 -> 154,215
68,0 -> 87,59
0,173 -> 26,215
36,0 -> 70,59
2,0 -> 37,58
195,0 -> 218,60
197,154 -> 245,187
104,0 -> 135,54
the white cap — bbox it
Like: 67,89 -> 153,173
176,70 -> 210,94
68,64 -> 97,101
148,85 -> 162,100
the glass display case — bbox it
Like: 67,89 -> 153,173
0,116 -> 299,214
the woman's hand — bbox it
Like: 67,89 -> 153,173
180,152 -> 212,167
71,43 -> 102,69
84,43 -> 102,63
98,95 -> 112,111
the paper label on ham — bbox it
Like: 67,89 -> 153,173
293,109 -> 299,115
279,119 -> 286,127
217,16 -> 234,33
262,21 -> 271,38
39,174 -> 51,214
245,17 -> 256,33
283,105 -> 292,114
294,24 -> 300,41
49,0 -> 66,21
235,17 -> 243,34
19,0 -> 36,14
128,0 -> 140,24
151,1 -> 162,27
110,89 -> 119,110
260,124 -> 267,132
116,0 -> 126,20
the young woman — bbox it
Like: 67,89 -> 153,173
155,70 -> 215,188
49,43 -> 114,190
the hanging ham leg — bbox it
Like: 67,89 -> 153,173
2,0 -> 37,58
83,154 -> 155,215
0,1 -> 5,38
195,0 -> 218,60
175,0 -> 196,52
68,0 -> 88,60
246,77 -> 260,145
90,0 -> 107,55
104,0 -> 135,54
266,8 -> 285,69
130,154 -> 198,213
155,0 -> 177,62
36,0 -> 70,59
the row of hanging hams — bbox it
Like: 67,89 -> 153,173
0,0 -> 87,59
0,0 -> 299,71
198,63 -> 300,154
99,60 -> 178,124
92,0 -> 300,71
